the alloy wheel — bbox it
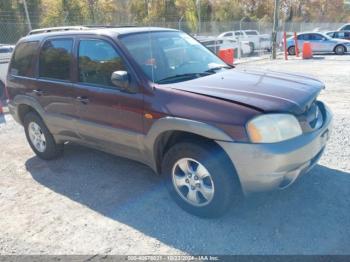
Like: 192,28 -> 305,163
172,158 -> 215,207
28,122 -> 47,152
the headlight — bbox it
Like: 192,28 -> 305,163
247,114 -> 302,143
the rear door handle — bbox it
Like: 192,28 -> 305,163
33,89 -> 44,96
76,96 -> 89,104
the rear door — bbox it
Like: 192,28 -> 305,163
31,37 -> 80,140
73,37 -> 144,159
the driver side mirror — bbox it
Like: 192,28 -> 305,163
111,71 -> 130,90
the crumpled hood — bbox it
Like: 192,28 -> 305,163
168,69 -> 324,115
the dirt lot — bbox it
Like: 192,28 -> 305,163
0,55 -> 349,255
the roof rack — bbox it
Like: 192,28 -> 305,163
84,25 -> 138,28
27,25 -> 140,35
28,26 -> 89,35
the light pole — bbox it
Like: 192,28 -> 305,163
178,15 -> 184,30
20,0 -> 32,32
272,0 -> 280,59
196,0 -> 201,34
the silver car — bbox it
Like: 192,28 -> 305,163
287,32 -> 350,55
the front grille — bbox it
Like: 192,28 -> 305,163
298,101 -> 324,132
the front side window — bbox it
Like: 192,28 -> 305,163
120,31 -> 227,84
10,41 -> 38,77
78,39 -> 126,87
39,38 -> 73,80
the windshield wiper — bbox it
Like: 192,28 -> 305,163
205,65 -> 232,74
157,72 -> 210,84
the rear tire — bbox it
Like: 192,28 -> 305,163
288,46 -> 296,55
23,111 -> 63,160
162,142 -> 242,218
334,45 -> 346,55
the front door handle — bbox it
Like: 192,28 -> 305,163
76,96 -> 89,104
33,89 -> 44,96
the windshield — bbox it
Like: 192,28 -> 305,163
119,31 -> 228,84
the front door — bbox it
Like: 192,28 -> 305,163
74,37 -> 144,159
309,34 -> 329,52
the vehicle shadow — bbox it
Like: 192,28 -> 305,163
25,143 -> 350,254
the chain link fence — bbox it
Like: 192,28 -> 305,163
0,18 -> 346,61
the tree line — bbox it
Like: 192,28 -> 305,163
0,0 -> 349,43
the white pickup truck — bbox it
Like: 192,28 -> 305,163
0,45 -> 14,63
219,30 -> 271,53
195,36 -> 252,57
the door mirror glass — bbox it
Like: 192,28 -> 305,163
111,71 -> 129,90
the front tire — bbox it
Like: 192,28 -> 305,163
23,111 -> 63,160
335,45 -> 346,55
288,46 -> 296,55
162,142 -> 241,218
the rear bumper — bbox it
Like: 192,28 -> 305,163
218,102 -> 333,195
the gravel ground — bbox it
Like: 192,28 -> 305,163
0,55 -> 349,255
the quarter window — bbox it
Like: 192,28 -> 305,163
10,41 -> 38,77
78,39 -> 126,87
39,39 -> 73,80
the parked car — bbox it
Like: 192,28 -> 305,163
325,31 -> 350,41
0,45 -> 14,62
287,32 -> 350,55
338,23 -> 350,31
6,27 -> 332,218
221,30 -> 271,52
196,36 -> 251,57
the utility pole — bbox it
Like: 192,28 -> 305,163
196,0 -> 201,34
22,0 -> 32,32
272,0 -> 280,59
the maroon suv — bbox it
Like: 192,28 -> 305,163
6,27 -> 332,217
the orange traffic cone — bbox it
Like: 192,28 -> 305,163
302,42 -> 313,59
218,48 -> 234,65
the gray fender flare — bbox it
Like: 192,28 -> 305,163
142,117 -> 234,172
12,95 -> 46,124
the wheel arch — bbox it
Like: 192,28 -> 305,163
13,95 -> 45,125
144,117 -> 234,174
334,44 -> 347,53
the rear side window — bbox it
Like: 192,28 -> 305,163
39,38 -> 73,81
78,39 -> 126,87
10,41 -> 38,77
245,31 -> 258,35
224,32 -> 233,37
